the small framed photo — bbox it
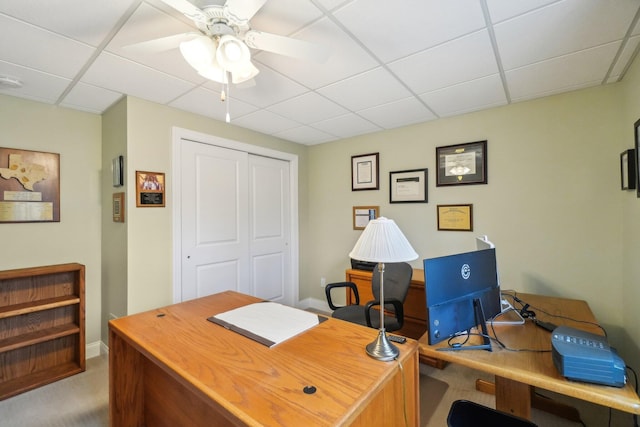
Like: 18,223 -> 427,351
620,149 -> 636,190
389,168 -> 428,203
351,153 -> 379,191
136,171 -> 165,207
113,192 -> 125,222
437,204 -> 473,231
436,140 -> 487,186
353,206 -> 379,230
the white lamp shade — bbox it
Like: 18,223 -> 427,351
349,217 -> 418,263
179,35 -> 216,71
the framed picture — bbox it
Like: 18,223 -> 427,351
620,149 -> 636,190
112,155 -> 124,187
635,119 -> 640,197
436,140 -> 487,186
351,153 -> 379,191
0,147 -> 60,223
353,206 -> 379,230
389,168 -> 428,203
136,170 -> 165,207
113,192 -> 125,222
437,204 -> 473,231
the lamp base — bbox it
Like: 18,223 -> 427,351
366,329 -> 399,361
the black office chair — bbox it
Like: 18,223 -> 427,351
325,262 -> 412,331
447,400 -> 538,427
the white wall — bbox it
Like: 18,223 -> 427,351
0,95 -> 103,348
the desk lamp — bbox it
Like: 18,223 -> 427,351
349,217 -> 418,361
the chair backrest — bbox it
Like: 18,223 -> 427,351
371,262 -> 413,303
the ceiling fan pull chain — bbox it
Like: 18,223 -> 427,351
225,74 -> 231,123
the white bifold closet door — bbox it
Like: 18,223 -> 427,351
180,139 -> 292,306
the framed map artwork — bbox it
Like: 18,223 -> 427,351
0,147 -> 60,223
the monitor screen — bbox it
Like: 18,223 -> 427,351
424,248 -> 501,345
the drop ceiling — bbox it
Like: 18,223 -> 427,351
1,0 -> 639,145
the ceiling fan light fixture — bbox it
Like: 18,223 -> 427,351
216,35 -> 251,73
198,65 -> 227,84
179,35 -> 216,72
231,62 -> 259,84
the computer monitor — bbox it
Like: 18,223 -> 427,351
424,248 -> 502,350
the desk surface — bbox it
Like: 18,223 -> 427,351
418,292 -> 640,416
109,291 -> 419,427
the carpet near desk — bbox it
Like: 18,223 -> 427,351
420,374 -> 449,426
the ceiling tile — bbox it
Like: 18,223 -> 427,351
218,65 -> 307,108
420,74 -> 507,117
231,109 -> 301,135
257,16 -> 378,89
0,13 -> 95,79
485,0 -> 558,23
274,125 -> 336,145
0,60 -> 70,104
507,42 -> 621,101
311,113 -> 381,138
0,0 -> 137,46
267,91 -> 349,124
317,66 -> 412,112
495,0 -> 639,70
169,86 -> 258,122
81,52 -> 195,105
388,30 -> 499,95
357,97 -> 437,129
332,0 -> 486,63
60,82 -> 123,113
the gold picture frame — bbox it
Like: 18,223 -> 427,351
353,206 -> 379,230
437,204 -> 473,231
136,171 -> 165,207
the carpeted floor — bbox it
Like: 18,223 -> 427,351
0,354 -> 636,426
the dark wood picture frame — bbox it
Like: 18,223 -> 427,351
351,153 -> 379,191
136,170 -> 165,207
436,140 -> 487,186
0,147 -> 60,223
635,119 -> 640,197
437,204 -> 473,231
389,168 -> 428,203
620,149 -> 636,190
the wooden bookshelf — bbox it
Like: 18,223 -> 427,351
0,263 -> 85,400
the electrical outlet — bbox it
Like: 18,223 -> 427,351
320,277 -> 326,288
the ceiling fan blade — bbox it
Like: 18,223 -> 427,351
123,33 -> 199,54
244,30 -> 329,62
225,0 -> 268,22
160,0 -> 206,21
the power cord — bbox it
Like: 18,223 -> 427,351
395,356 -> 409,427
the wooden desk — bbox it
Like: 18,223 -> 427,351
109,291 -> 419,427
418,293 -> 640,420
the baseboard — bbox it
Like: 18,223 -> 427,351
86,341 -> 103,359
298,297 -> 331,314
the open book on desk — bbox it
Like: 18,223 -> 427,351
208,302 -> 326,348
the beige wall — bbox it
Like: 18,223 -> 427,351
112,97 -> 309,316
620,54 -> 640,360
0,95 -> 103,347
307,81 -> 633,359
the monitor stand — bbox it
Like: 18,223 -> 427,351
437,298 -> 493,352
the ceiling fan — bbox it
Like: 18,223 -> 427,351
138,0 -> 329,85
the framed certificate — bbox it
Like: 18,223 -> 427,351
436,141 -> 487,186
390,168 -> 428,203
351,153 -> 379,191
437,204 -> 473,231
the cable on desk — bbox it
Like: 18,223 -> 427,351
501,291 -> 608,337
394,357 -> 409,427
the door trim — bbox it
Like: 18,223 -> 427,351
171,127 -> 299,306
